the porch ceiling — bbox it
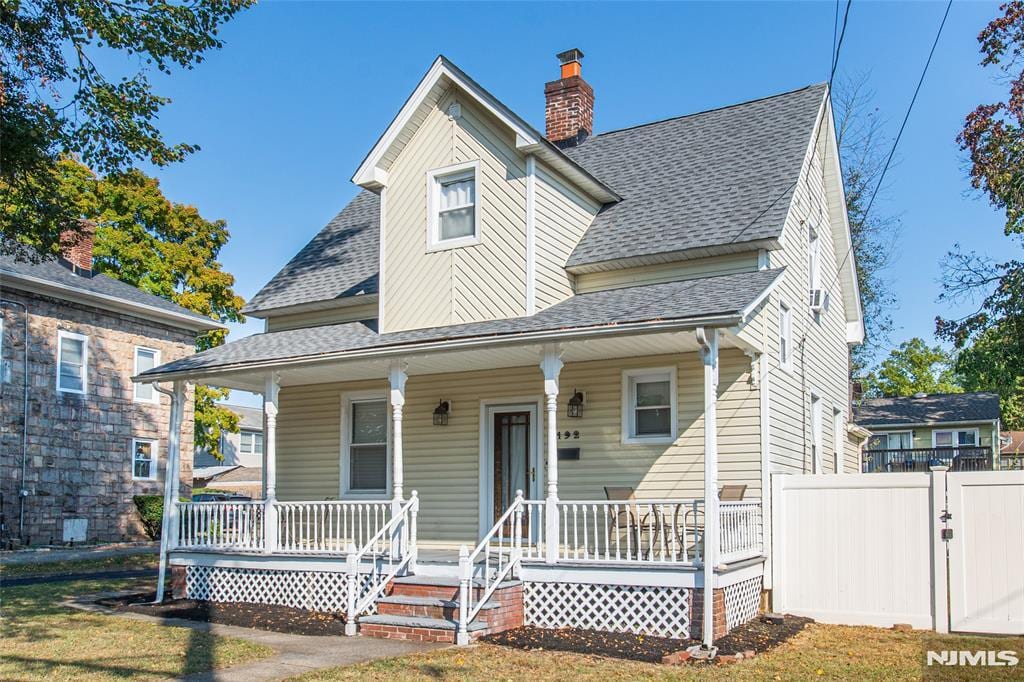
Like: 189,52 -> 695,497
160,328 -> 755,392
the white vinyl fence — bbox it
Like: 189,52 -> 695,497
772,470 -> 1024,635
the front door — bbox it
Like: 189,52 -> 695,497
493,411 -> 531,533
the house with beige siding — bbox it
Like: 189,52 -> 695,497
139,50 -> 864,648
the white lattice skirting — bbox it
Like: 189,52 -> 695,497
723,576 -> 762,631
524,581 -> 692,639
184,565 -> 376,614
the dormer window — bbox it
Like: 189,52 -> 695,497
427,161 -> 481,250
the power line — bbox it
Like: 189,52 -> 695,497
827,0 -> 954,292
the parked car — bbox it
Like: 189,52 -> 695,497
191,492 -> 251,502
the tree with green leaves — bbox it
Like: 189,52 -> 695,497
937,1 -> 1024,429
834,74 -> 899,376
866,337 -> 962,398
58,159 -> 244,457
1,0 -> 252,260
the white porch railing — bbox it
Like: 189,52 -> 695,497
552,499 -> 705,564
275,501 -> 391,554
345,493 -> 418,634
176,501 -> 266,551
719,500 -> 763,563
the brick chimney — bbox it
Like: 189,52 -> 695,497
545,48 -> 593,149
59,221 -> 95,275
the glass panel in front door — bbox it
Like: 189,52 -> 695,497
494,412 -> 530,532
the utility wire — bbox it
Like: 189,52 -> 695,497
826,0 -> 954,292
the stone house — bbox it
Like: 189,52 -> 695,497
0,229 -> 224,546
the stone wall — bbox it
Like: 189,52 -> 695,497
0,288 -> 196,545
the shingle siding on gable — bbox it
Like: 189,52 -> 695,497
382,90 -> 528,333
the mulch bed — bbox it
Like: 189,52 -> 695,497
97,591 -> 348,636
482,615 -> 814,664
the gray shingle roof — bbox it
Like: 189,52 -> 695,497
564,84 -> 827,269
242,84 -> 825,315
855,392 -> 1001,427
146,268 -> 782,377
0,253 -> 218,328
242,191 -> 379,314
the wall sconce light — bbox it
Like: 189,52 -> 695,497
567,390 -> 585,418
432,399 -> 451,426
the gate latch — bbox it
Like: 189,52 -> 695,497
941,528 -> 954,541
940,511 -> 953,522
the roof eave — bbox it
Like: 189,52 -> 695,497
857,418 -> 1000,430
351,55 -> 618,204
565,238 -> 781,274
1,268 -> 225,332
136,311 -> 744,384
242,293 -> 379,319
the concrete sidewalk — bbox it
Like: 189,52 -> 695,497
1,542 -> 158,566
66,591 -> 441,681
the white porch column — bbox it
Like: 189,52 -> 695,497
264,374 -> 280,554
540,344 -> 563,564
697,327 -> 720,648
389,361 -> 408,559
154,380 -> 185,603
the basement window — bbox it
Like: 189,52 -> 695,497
427,161 -> 481,250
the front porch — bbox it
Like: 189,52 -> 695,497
148,321 -> 771,646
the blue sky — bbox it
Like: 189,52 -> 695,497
128,1 -> 1019,401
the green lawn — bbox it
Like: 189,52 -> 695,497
292,624 -> 1024,681
1,553 -> 159,579
0,577 -> 273,681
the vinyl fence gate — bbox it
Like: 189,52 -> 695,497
772,470 -> 1024,635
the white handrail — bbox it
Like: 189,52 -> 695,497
345,492 -> 419,633
458,491 -> 525,645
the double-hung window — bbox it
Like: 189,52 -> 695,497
933,429 -> 979,449
622,367 -> 677,444
133,347 -> 160,403
132,438 -> 158,481
427,161 -> 480,250
342,393 -> 389,494
239,430 -> 264,456
779,301 -> 793,372
57,330 -> 88,394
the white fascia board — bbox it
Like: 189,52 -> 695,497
244,294 -> 379,320
737,268 -> 785,323
351,56 -> 619,204
2,269 -> 224,332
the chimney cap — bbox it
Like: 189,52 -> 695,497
556,48 -> 584,65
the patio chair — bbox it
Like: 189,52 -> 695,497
719,484 -> 747,501
603,486 -> 660,560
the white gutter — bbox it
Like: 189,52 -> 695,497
138,312 -> 744,382
859,419 -> 999,430
1,269 -> 225,332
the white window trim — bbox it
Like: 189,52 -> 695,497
868,430 -> 913,450
339,389 -> 392,498
779,300 -> 793,374
426,160 -> 482,252
810,390 -> 823,474
621,366 -> 678,445
932,428 -> 980,449
239,429 -> 264,456
56,330 -> 88,394
131,437 -> 159,481
133,346 -> 161,403
832,406 -> 844,474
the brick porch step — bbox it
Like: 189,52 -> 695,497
359,614 -> 487,643
377,594 -> 500,620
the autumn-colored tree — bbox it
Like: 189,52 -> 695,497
58,159 -> 244,457
1,0 -> 252,260
866,338 -> 962,398
938,1 -> 1024,428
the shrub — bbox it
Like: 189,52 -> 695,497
133,495 -> 164,540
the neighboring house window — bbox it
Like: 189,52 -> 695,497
133,346 -> 160,403
427,161 -> 480,250
933,429 -> 979,449
867,432 -> 912,450
342,392 -> 389,494
779,302 -> 793,372
239,430 -> 264,456
56,330 -> 88,394
621,367 -> 677,444
132,438 -> 158,481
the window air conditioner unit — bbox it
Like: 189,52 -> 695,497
809,289 -> 828,313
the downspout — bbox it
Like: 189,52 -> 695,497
1,299 -> 30,545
